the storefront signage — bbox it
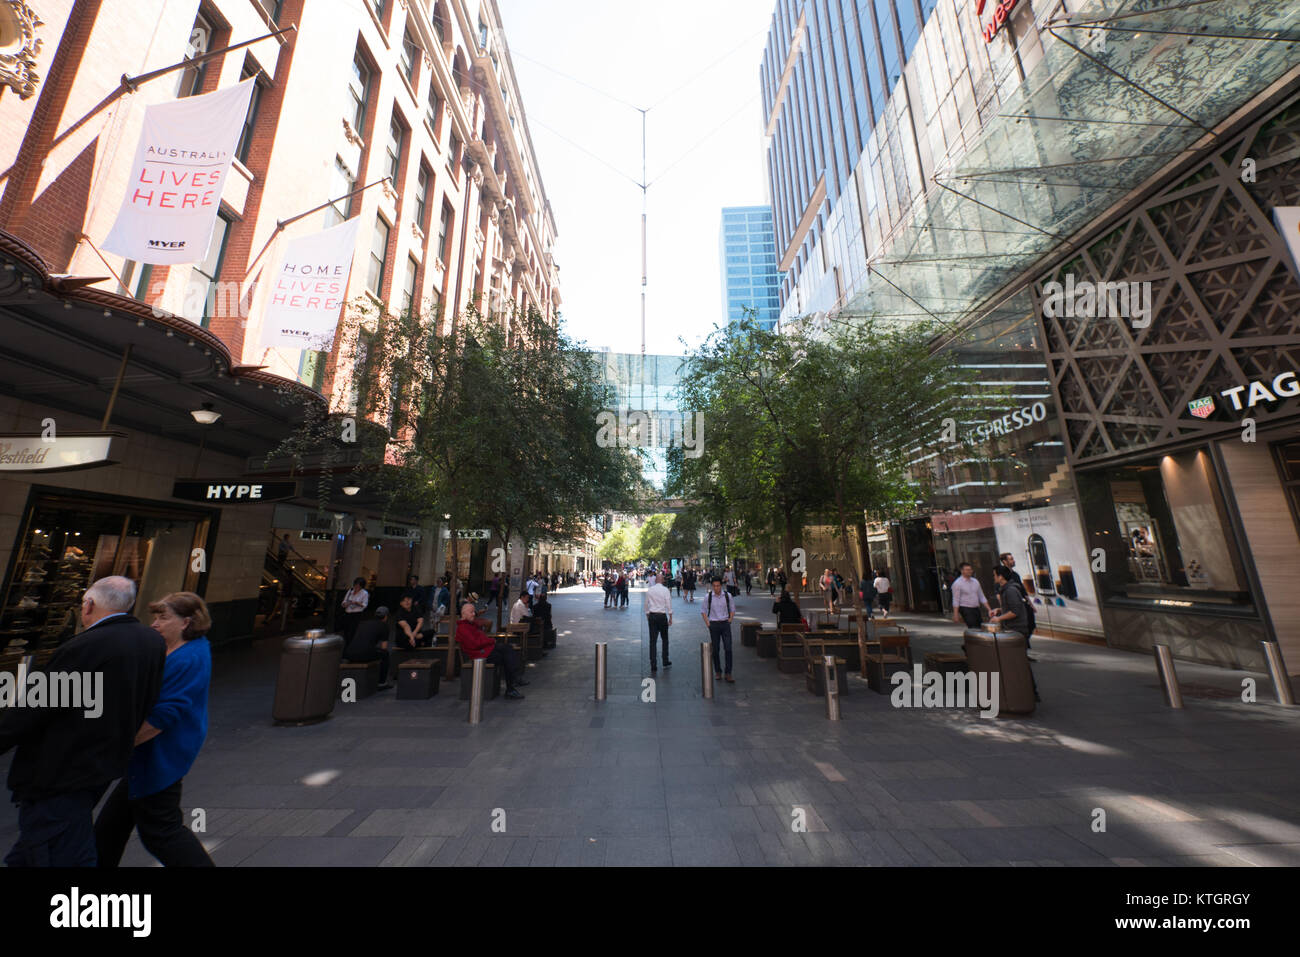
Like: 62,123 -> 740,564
101,80 -> 255,265
303,512 -> 346,534
966,401 -> 1048,445
0,433 -> 120,472
441,529 -> 490,540
976,0 -> 1019,43
172,481 -> 296,503
382,524 -> 422,541
1188,396 -> 1216,419
300,531 -> 333,542
1218,372 -> 1300,412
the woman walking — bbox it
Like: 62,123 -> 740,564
94,592 -> 215,867
340,577 -> 368,643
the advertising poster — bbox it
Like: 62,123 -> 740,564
992,502 -> 1104,638
259,217 -> 362,351
101,80 -> 256,265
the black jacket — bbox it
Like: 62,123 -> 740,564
0,614 -> 166,802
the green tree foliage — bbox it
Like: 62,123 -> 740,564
598,523 -> 639,564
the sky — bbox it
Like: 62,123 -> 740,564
496,0 -> 774,357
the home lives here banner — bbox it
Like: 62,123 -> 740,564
258,216 -> 361,352
101,80 -> 255,265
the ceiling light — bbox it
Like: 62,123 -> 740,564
191,403 -> 221,425
342,485 -> 361,496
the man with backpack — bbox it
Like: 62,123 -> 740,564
991,566 -> 1036,654
701,577 -> 736,683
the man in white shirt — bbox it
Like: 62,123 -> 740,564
643,574 -> 674,673
701,577 -> 736,683
950,562 -> 991,630
510,593 -> 532,626
525,576 -> 539,599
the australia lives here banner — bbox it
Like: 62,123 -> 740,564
101,80 -> 255,265
258,216 -> 362,352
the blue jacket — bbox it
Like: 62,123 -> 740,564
127,637 -> 211,799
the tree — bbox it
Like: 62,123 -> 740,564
598,523 -> 638,565
636,514 -> 674,562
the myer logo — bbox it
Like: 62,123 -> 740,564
1041,274 -> 1152,329
147,240 -> 187,249
1220,372 -> 1300,411
1188,396 -> 1215,419
50,887 -> 151,937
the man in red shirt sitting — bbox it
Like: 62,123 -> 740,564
454,602 -> 527,700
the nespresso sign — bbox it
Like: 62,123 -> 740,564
0,433 -> 121,472
172,481 -> 297,503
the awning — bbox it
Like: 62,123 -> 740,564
0,228 -> 326,461
841,0 -> 1300,325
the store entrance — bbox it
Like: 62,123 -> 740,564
1,491 -> 213,661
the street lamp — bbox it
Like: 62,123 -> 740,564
342,485 -> 361,496
190,403 -> 221,425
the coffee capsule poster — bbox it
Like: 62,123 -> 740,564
992,503 -> 1104,639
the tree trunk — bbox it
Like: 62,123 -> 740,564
444,513 -> 458,678
855,517 -> 870,581
834,479 -> 869,679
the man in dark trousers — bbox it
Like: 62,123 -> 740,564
0,576 -> 165,867
344,605 -> 393,688
701,576 -> 736,683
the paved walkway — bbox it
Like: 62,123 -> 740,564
3,585 -> 1299,866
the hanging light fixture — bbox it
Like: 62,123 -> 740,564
190,402 -> 222,425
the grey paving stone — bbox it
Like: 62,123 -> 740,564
670,835 -> 742,866
239,836 -> 400,867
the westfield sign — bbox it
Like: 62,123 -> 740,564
976,0 -> 1019,43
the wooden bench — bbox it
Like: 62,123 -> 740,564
505,623 -> 530,661
776,623 -> 807,674
810,630 -> 865,672
867,619 -> 912,664
339,660 -> 380,699
864,634 -> 912,693
803,636 -> 849,696
924,652 -> 968,676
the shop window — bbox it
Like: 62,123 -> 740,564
1079,448 -> 1252,608
1,497 -> 211,656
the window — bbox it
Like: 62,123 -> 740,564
431,6 -> 446,44
266,0 -> 284,23
367,216 -> 390,297
400,30 -> 419,84
449,131 -> 462,172
385,113 -> 405,185
437,200 -> 454,263
414,163 -> 432,229
348,51 -> 371,132
119,261 -> 154,301
325,157 -> 355,228
402,255 -> 419,312
372,0 -> 386,22
236,64 -> 265,165
478,18 -> 489,49
427,80 -> 443,135
177,12 -> 213,98
192,210 -> 234,327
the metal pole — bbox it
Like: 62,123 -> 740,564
595,642 -> 608,701
1260,641 -> 1296,706
701,642 -> 714,699
100,344 -> 132,430
823,655 -> 841,721
1153,644 -> 1183,709
468,657 -> 485,725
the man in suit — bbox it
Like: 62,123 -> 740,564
1,576 -> 166,867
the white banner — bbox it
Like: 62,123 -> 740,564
1274,207 -> 1300,277
258,217 -> 361,351
101,80 -> 255,265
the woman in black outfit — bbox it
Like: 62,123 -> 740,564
772,589 -> 802,626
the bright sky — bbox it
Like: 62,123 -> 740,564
497,0 -> 773,356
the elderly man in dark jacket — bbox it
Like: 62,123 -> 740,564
1,576 -> 165,867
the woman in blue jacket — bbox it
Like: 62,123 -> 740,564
94,591 -> 214,867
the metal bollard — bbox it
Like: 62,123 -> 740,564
1153,644 -> 1183,709
1260,640 -> 1296,706
823,655 -> 841,721
595,642 -> 607,701
701,642 -> 714,699
468,658 -> 485,725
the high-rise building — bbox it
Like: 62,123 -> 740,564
718,205 -> 780,330
760,0 -> 1300,675
0,0 -> 562,646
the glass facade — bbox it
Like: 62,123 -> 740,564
719,206 -> 781,330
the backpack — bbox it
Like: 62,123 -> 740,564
1011,581 -> 1035,636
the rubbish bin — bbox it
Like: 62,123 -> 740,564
962,628 -> 1035,717
273,628 -> 345,724
740,621 -> 760,648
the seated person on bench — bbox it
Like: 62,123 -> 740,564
772,589 -> 803,626
455,601 -> 527,700
394,594 -> 426,650
343,605 -> 392,688
509,592 -> 533,627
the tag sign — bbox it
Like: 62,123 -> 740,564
383,524 -> 422,541
0,433 -> 120,472
172,481 -> 296,503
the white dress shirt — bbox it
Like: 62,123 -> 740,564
951,576 -> 987,608
510,599 -> 530,625
873,576 -> 890,595
644,583 -> 673,617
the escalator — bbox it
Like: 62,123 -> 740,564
261,535 -> 329,620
